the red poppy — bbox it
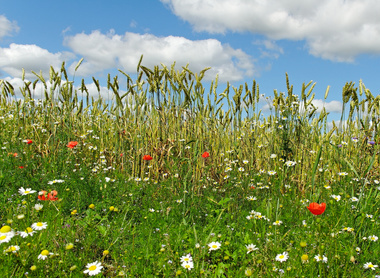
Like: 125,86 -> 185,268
307,202 -> 326,215
26,139 -> 33,144
143,155 -> 153,161
19,166 -> 24,169
67,141 -> 78,149
38,190 -> 58,201
202,152 -> 210,158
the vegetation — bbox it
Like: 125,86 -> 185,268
0,59 -> 379,277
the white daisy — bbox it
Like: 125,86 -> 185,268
314,254 -> 328,263
246,244 -> 259,254
181,261 -> 194,270
4,245 -> 20,254
363,262 -> 378,270
369,235 -> 378,242
180,254 -> 193,263
31,222 -> 48,231
38,250 -> 53,260
18,187 -> 37,195
208,241 -> 221,251
275,252 -> 289,262
83,261 -> 103,276
18,227 -> 36,238
0,232 -> 15,244
34,204 -> 43,211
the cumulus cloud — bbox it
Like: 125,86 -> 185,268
0,15 -> 19,39
161,0 -> 380,61
0,43 -> 74,78
64,30 -> 255,81
311,99 -> 342,113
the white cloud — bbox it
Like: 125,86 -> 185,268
161,0 -> 380,61
311,99 -> 342,114
64,30 -> 255,81
0,15 -> 19,39
0,43 -> 74,78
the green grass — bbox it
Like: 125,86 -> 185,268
0,61 -> 379,277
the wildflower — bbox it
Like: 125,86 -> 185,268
246,196 -> 257,201
18,227 -> 36,238
67,141 -> 78,149
202,152 -> 210,158
38,250 -> 53,260
0,225 -> 13,234
285,161 -> 296,167
71,210 -> 77,215
275,252 -> 289,262
350,197 -> 359,202
273,220 -> 283,226
245,268 -> 253,276
180,254 -> 193,263
38,190 -> 58,201
338,172 -> 348,176
351,137 -> 358,142
181,261 -> 194,270
331,194 -> 341,202
208,241 -> 221,251
0,232 -> 15,243
103,250 -> 109,256
142,155 -> 152,161
89,204 -> 95,209
30,265 -> 37,271
268,170 -> 277,176
369,235 -> 378,242
238,167 -> 245,172
246,244 -> 259,254
4,245 -> 19,254
83,261 -> 103,276
243,160 -> 249,164
270,154 -> 277,158
301,254 -> 309,263
26,139 -> 33,144
342,227 -> 354,232
307,202 -> 326,215
18,187 -> 37,195
364,262 -> 378,270
65,243 -> 74,250
34,204 -> 43,211
149,208 -> 155,212
314,254 -> 328,263
31,222 -> 48,231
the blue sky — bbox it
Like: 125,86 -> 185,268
1,0 -> 380,118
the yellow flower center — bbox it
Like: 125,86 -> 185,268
41,250 -> 49,255
26,227 -> 33,233
368,264 -> 374,268
10,246 -> 17,251
37,222 -> 43,226
89,265 -> 97,271
0,235 -> 6,240
0,226 -> 11,233
25,191 -> 30,194
279,255 -> 284,259
212,245 -> 217,248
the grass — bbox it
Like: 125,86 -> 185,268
0,61 -> 379,277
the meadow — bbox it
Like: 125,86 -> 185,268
0,59 -> 379,277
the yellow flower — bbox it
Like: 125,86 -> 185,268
65,243 -> 74,250
89,204 -> 95,209
30,265 -> 37,271
109,206 -> 115,211
0,225 -> 11,233
71,210 -> 77,215
103,250 -> 109,256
